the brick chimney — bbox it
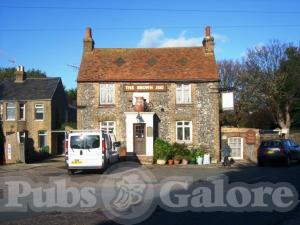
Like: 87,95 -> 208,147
202,26 -> 214,55
15,65 -> 26,83
83,27 -> 94,53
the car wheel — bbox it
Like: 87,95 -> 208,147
284,157 -> 291,166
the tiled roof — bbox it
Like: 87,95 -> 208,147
77,47 -> 219,82
0,77 -> 61,101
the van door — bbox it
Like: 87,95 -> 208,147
68,134 -> 103,167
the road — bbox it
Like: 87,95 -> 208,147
0,157 -> 300,225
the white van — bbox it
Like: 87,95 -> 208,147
65,131 -> 120,174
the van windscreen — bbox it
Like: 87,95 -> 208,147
70,135 -> 100,149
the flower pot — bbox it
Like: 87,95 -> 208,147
168,159 -> 174,165
182,159 -> 189,165
157,159 -> 166,165
134,97 -> 145,112
174,159 -> 181,165
197,156 -> 203,165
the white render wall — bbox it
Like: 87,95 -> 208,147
124,112 -> 155,156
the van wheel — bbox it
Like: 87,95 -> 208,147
68,169 -> 75,175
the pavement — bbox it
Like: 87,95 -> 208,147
0,157 -> 300,225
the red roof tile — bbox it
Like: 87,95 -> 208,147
77,47 -> 219,82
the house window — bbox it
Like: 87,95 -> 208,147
176,121 -> 192,142
0,103 -> 3,121
6,103 -> 16,120
100,121 -> 116,135
176,84 -> 191,104
228,137 -> 243,159
38,131 -> 47,148
35,104 -> 44,120
100,84 -> 115,104
19,103 -> 25,120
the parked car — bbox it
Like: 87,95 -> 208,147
257,139 -> 300,166
65,131 -> 120,174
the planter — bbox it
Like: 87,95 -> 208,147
157,159 -> 166,165
168,159 -> 174,165
174,159 -> 181,165
182,159 -> 189,165
118,147 -> 127,161
196,156 -> 203,165
203,154 -> 210,165
134,97 -> 145,112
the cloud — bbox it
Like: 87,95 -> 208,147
212,33 -> 228,43
137,29 -> 165,48
137,28 -> 228,48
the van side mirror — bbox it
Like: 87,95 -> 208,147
114,141 -> 121,148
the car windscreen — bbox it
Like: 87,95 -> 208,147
260,141 -> 282,148
70,135 -> 100,149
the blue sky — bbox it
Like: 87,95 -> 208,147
0,0 -> 300,89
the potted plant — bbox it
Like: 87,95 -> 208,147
174,155 -> 182,165
194,148 -> 205,165
154,138 -> 172,165
168,158 -> 174,165
182,155 -> 192,165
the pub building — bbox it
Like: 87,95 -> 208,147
77,26 -> 220,163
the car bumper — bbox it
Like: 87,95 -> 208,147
258,155 -> 286,162
67,165 -> 104,170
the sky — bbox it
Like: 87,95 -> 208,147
0,0 -> 300,89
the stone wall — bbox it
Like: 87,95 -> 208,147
4,132 -> 25,164
221,127 -> 260,163
77,81 -> 220,161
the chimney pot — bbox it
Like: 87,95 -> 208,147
202,26 -> 214,55
83,27 -> 94,53
205,26 -> 211,37
15,65 -> 26,83
85,27 -> 92,40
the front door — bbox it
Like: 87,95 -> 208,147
133,123 -> 146,155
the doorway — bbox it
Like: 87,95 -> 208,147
133,123 -> 146,155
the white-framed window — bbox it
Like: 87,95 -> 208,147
176,84 -> 191,104
100,121 -> 116,135
228,137 -> 243,159
6,103 -> 16,121
100,84 -> 115,104
19,103 -> 25,121
35,104 -> 44,120
0,103 -> 3,121
38,131 -> 47,148
176,121 -> 192,142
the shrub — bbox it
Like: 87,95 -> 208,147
193,148 -> 205,158
154,138 -> 172,161
172,143 -> 190,158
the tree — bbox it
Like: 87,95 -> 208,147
218,60 -> 244,127
241,40 -> 300,134
0,67 -> 46,80
65,88 -> 77,106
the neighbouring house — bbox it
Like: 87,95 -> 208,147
77,26 -> 220,163
0,66 -> 68,163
